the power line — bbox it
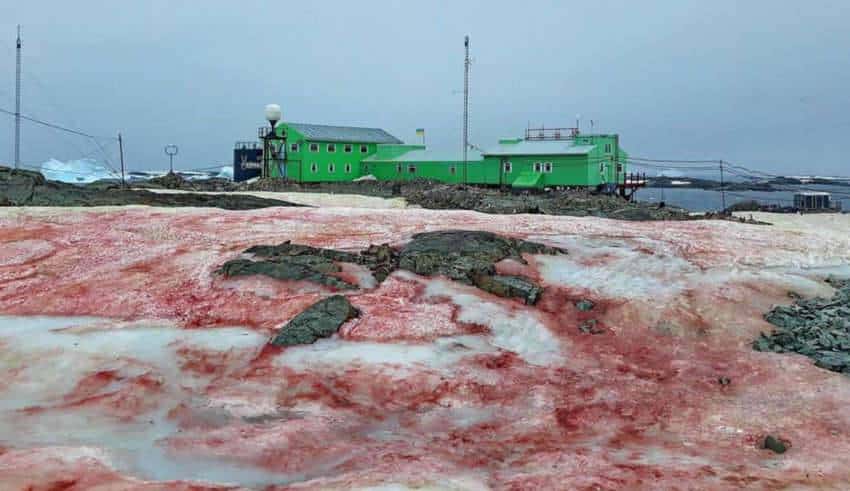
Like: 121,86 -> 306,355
628,156 -> 720,164
0,106 -> 117,141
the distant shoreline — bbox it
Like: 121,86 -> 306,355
646,176 -> 850,191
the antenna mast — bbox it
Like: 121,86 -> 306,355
463,35 -> 470,184
15,25 -> 22,169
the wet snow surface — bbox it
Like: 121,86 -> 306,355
1,207 -> 850,489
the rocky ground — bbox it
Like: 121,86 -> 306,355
0,167 -> 299,210
755,278 -> 850,373
1,205 -> 850,489
138,174 -> 696,220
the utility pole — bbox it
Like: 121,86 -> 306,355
463,35 -> 470,184
118,132 -> 126,188
719,160 -> 727,212
15,25 -> 22,169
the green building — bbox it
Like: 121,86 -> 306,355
260,122 -> 629,189
268,123 -> 402,182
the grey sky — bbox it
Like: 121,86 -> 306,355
2,0 -> 849,175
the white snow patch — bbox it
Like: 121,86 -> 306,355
0,315 -> 298,486
423,280 -> 564,366
534,236 -> 696,300
274,335 -> 495,371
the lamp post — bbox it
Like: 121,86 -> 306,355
164,144 -> 178,174
263,104 -> 282,179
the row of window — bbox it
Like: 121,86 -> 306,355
306,161 -> 621,176
500,161 -> 549,173
292,143 -> 369,154
309,163 -> 353,174
392,164 -> 460,175
534,162 -> 554,173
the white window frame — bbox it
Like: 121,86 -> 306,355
360,144 -> 369,153
310,162 -> 318,173
327,143 -> 336,153
504,161 -> 512,173
345,163 -> 352,173
534,162 -> 542,173
543,162 -> 552,173
309,143 -> 319,152
344,144 -> 353,153
328,163 -> 335,173
605,143 -> 612,153
290,143 -> 300,152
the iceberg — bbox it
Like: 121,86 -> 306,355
215,165 -> 234,180
40,158 -> 119,184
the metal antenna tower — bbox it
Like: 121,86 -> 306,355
463,35 -> 470,184
15,25 -> 22,169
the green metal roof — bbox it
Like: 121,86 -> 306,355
483,139 -> 596,156
364,147 -> 483,163
287,123 -> 402,144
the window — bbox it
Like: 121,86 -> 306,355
534,162 -> 542,173
344,144 -> 353,153
290,143 -> 300,152
396,163 -> 402,173
309,143 -> 319,152
543,162 -> 552,173
408,165 -> 417,174
504,161 -> 512,173
450,166 -> 456,175
360,145 -> 368,153
599,163 -> 605,173
310,162 -> 318,173
616,163 -> 623,173
345,163 -> 352,173
328,163 -> 335,173
605,143 -> 612,153
363,164 -> 369,173
327,144 -> 336,153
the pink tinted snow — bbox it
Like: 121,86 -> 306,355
0,207 -> 849,489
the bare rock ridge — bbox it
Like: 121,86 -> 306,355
0,167 -> 299,210
135,175 -> 694,221
220,231 -> 567,346
219,230 -> 564,305
398,230 -> 566,304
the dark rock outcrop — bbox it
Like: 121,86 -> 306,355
762,435 -> 788,454
754,278 -> 850,374
470,274 -> 543,305
358,243 -> 400,283
221,230 -> 565,305
269,295 -> 359,346
0,167 -> 298,210
218,258 -> 356,290
246,241 -> 360,263
398,230 -> 564,304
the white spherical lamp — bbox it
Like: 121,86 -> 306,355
265,104 -> 282,126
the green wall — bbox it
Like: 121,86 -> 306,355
272,123 -> 381,182
266,123 -> 628,189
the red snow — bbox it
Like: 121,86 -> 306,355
0,206 -> 849,489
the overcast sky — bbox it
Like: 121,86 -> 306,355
2,0 -> 849,175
